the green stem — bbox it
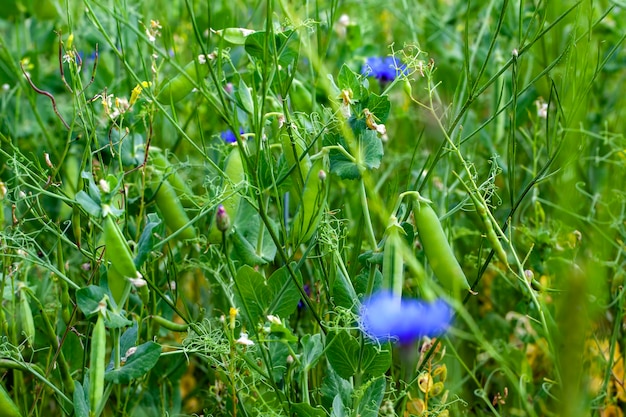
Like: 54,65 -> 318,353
359,179 -> 377,249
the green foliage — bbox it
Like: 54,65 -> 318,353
0,0 -> 625,416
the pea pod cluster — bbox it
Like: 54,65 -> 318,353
290,156 -> 329,246
103,211 -> 139,306
156,55 -> 210,104
412,198 -> 471,296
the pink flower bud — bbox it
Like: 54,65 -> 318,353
216,204 -> 231,232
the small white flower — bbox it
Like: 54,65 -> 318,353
267,315 -> 281,325
98,179 -> 110,193
375,123 -> 387,137
335,14 -> 350,38
129,277 -> 147,287
535,98 -> 548,119
236,332 -> 254,346
340,103 -> 351,118
125,346 -> 137,357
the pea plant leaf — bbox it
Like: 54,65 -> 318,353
72,381 -> 90,417
325,129 -> 384,180
355,376 -> 386,417
337,64 -> 366,102
362,92 -> 390,123
320,364 -> 353,411
75,191 -> 101,218
301,334 -> 324,371
230,200 -> 277,265
76,285 -> 108,317
358,129 -> 384,170
134,213 -> 162,269
105,341 -> 162,384
325,330 -> 361,379
245,30 -> 299,67
233,263 -> 302,328
76,285 -> 132,328
214,27 -> 256,45
360,340 -> 392,378
290,403 -> 326,417
331,394 -> 351,417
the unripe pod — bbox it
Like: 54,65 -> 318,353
291,157 -> 329,246
149,315 -> 189,332
19,288 -> 35,348
470,193 -> 508,267
157,56 -> 210,104
280,133 -> 311,197
413,199 -> 470,295
149,171 -> 196,240
208,146 -> 245,243
0,383 -> 22,417
148,148 -> 194,208
103,213 -> 138,306
89,310 -> 106,415
382,217 -> 405,297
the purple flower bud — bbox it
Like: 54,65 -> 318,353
359,291 -> 452,344
216,204 -> 231,232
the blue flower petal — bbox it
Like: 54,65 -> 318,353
361,56 -> 407,82
359,291 -> 452,344
220,127 -> 245,143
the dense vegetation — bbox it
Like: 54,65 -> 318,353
1,1 -> 625,416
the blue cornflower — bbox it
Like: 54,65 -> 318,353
220,127 -> 244,143
361,56 -> 407,82
359,291 -> 452,344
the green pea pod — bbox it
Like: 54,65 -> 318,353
19,288 -> 35,348
150,172 -> 196,240
0,383 -> 22,417
0,182 -> 5,231
149,315 -> 189,332
148,148 -> 194,208
156,56 -> 210,104
72,205 -> 82,249
208,146 -> 245,243
413,199 -> 470,295
89,311 -> 106,416
469,193 -> 508,267
280,133 -> 311,197
59,153 -> 80,220
103,212 -> 138,305
290,157 -> 329,246
382,217 -> 405,297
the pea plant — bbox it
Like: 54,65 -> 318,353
1,1 -> 625,416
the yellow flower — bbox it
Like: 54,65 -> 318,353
229,307 -> 239,329
129,81 -> 152,107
